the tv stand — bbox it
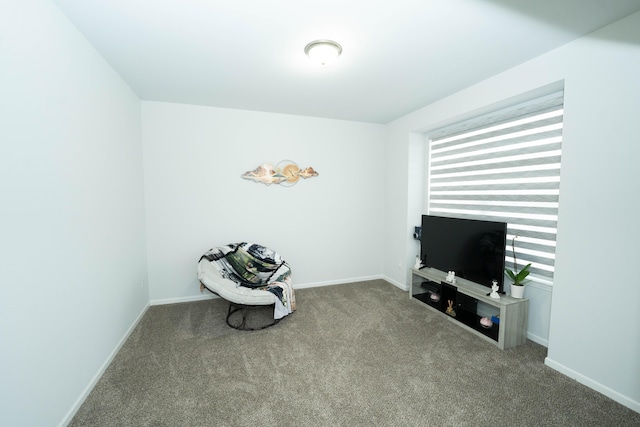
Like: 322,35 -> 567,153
410,268 -> 528,349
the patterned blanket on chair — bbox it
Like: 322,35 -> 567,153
199,242 -> 296,319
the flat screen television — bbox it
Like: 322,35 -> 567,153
420,215 -> 507,293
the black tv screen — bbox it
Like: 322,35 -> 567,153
420,215 -> 507,292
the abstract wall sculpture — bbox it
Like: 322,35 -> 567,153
242,160 -> 319,186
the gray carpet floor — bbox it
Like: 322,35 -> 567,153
70,280 -> 640,426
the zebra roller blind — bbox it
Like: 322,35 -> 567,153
426,92 -> 564,285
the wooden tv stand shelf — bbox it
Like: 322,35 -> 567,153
410,267 -> 528,349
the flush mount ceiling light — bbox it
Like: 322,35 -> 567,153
304,39 -> 342,66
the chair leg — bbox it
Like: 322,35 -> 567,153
226,302 -> 280,331
199,282 -> 282,331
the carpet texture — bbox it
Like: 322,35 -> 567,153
70,280 -> 640,426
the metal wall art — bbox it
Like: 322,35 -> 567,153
242,160 -> 318,186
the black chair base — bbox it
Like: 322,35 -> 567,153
226,302 -> 280,331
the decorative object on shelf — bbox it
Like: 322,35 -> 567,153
445,300 -> 456,317
480,317 -> 493,329
505,235 -> 531,299
429,292 -> 440,302
489,280 -> 501,300
242,161 -> 318,186
445,270 -> 456,284
510,283 -> 525,299
414,255 -> 424,269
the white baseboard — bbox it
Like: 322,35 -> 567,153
150,276 -> 389,306
544,357 -> 640,413
293,275 -> 384,289
526,332 -> 549,347
383,275 -> 408,291
150,292 -> 218,306
59,302 -> 150,427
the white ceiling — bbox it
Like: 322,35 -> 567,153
52,0 -> 640,123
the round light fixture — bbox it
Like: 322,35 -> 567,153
304,39 -> 342,66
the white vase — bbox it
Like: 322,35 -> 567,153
510,284 -> 525,299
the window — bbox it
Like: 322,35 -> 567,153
426,92 -> 564,285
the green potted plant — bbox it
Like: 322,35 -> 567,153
505,235 -> 530,299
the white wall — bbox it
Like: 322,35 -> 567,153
385,12 -> 640,412
0,1 -> 147,425
142,102 -> 386,303
3,0 -> 638,423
